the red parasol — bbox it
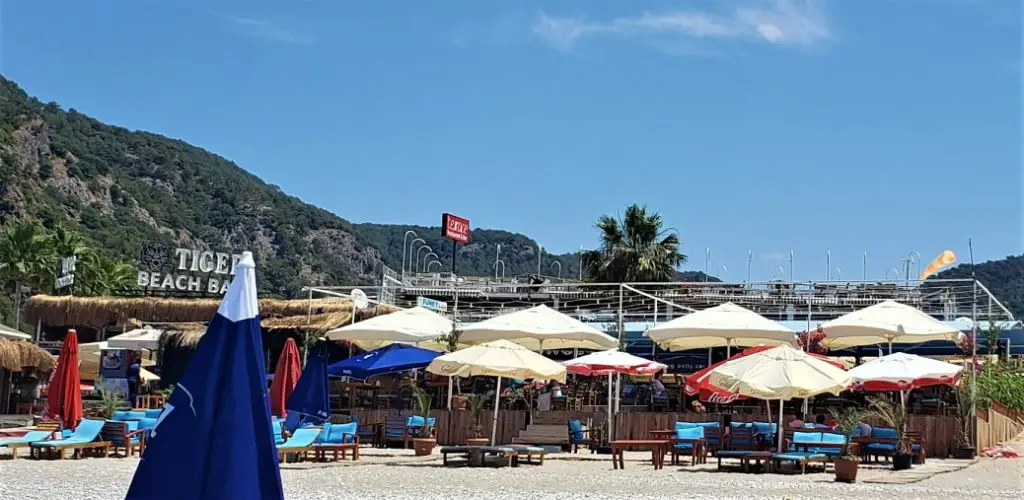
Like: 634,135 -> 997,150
45,329 -> 83,428
269,337 -> 301,417
684,345 -> 845,404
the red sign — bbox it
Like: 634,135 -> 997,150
442,213 -> 470,244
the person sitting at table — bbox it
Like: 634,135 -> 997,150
813,413 -> 836,430
788,410 -> 806,429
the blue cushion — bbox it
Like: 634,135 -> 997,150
138,417 -> 158,431
729,422 -> 753,429
113,411 -> 130,421
108,420 -> 141,445
144,409 -> 163,419
322,422 -> 358,444
569,419 -> 584,441
865,443 -> 921,453
125,411 -> 147,420
272,422 -> 285,445
752,422 -> 776,436
792,431 -> 821,443
674,427 -> 703,449
716,450 -> 752,457
872,427 -> 898,439
407,416 -> 425,427
773,451 -> 826,461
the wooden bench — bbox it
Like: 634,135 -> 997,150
440,446 -> 518,467
314,443 -> 359,462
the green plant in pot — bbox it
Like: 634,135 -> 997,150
952,375 -> 976,459
96,377 -> 128,418
465,391 -> 492,446
868,396 -> 914,470
829,407 -> 867,483
411,385 -> 437,456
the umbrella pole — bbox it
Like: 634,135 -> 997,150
607,373 -> 613,442
447,377 -> 453,410
491,376 -> 502,445
615,373 -> 621,413
888,339 -> 893,355
777,400 -> 784,452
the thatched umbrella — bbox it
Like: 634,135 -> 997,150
0,338 -> 56,372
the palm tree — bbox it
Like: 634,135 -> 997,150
0,220 -> 56,327
79,253 -> 137,295
582,204 -> 686,282
51,225 -> 91,260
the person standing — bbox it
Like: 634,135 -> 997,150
126,353 -> 141,408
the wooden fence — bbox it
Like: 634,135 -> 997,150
336,409 -> 966,457
977,403 -> 1024,450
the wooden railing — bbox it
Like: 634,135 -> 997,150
977,403 -> 1024,450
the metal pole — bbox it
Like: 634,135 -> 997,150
826,249 -> 831,280
705,248 -> 711,282
579,245 -> 584,280
537,245 -> 542,276
410,238 -> 425,276
789,250 -> 794,281
552,261 -> 562,279
495,244 -> 501,279
617,284 -> 624,346
746,250 -> 752,283
416,245 -> 432,274
863,251 -> 867,280
652,301 -> 658,356
721,265 -> 728,282
451,240 -> 457,276
834,267 -> 841,281
969,238 -> 978,448
422,252 -> 438,272
402,231 -> 417,276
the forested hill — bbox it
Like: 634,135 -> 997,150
935,254 -> 1024,318
0,76 -> 588,294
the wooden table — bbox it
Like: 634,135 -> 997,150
610,440 -> 670,470
649,429 -> 675,440
315,443 -> 359,462
740,451 -> 775,472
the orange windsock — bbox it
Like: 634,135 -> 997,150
919,250 -> 956,280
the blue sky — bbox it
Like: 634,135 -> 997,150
2,0 -> 1021,281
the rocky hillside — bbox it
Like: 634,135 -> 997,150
0,76 -> 591,295
936,254 -> 1024,318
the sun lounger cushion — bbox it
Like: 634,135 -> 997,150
773,451 -> 826,461
568,419 -> 585,440
279,428 -> 321,449
321,422 -> 357,444
751,422 -> 777,437
113,411 -> 147,421
810,433 -> 845,455
406,416 -> 436,428
864,442 -> 921,453
871,427 -> 898,440
144,409 -> 163,419
0,431 -> 52,447
272,422 -> 286,445
34,418 -> 105,447
674,426 -> 704,450
676,421 -> 718,430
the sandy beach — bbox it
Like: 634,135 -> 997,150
2,448 -> 1021,500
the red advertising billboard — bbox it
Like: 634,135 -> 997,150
442,213 -> 470,244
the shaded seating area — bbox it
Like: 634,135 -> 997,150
381,415 -> 436,449
567,419 -> 601,453
314,422 -> 359,461
856,427 -> 927,465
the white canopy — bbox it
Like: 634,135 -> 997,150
847,352 -> 963,391
428,339 -> 566,445
325,306 -> 453,351
107,326 -> 163,350
458,304 -> 617,351
562,349 -> 667,376
821,300 -> 959,350
646,302 -> 796,351
704,344 -> 853,451
0,323 -> 31,340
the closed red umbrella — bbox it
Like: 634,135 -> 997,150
269,338 -> 301,417
45,329 -> 83,428
685,345 -> 845,403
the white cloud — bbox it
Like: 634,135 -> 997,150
532,0 -> 831,52
222,16 -> 314,46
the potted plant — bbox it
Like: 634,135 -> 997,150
411,386 -> 437,456
829,407 -> 866,483
952,376 -> 976,459
96,377 -> 128,418
465,392 -> 492,446
868,396 -> 913,470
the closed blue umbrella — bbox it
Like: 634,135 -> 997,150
327,344 -> 443,380
284,344 -> 331,432
126,252 -> 283,500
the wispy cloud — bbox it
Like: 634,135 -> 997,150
532,0 -> 831,53
221,15 -> 314,46
758,252 -> 786,261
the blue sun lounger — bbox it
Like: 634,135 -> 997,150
0,431 -> 53,459
276,427 -> 322,462
30,418 -> 110,459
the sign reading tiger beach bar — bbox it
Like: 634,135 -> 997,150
136,244 -> 246,295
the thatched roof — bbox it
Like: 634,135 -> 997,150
155,304 -> 400,349
25,295 -> 385,329
0,338 -> 56,372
